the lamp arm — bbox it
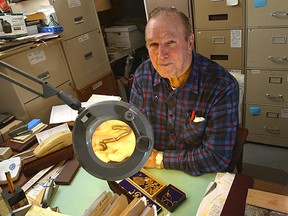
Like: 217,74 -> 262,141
0,60 -> 81,111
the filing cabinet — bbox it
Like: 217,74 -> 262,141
246,70 -> 288,106
2,42 -> 70,103
76,71 -> 118,102
0,41 -> 76,123
48,0 -> 99,40
245,104 -> 288,147
61,30 -> 111,89
193,0 -> 244,30
247,28 -> 288,69
192,0 -> 245,125
25,81 -> 76,123
143,0 -> 194,28
193,0 -> 245,71
195,29 -> 244,68
247,0 -> 288,28
50,0 -> 113,95
245,1 -> 288,147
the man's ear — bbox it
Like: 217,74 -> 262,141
188,33 -> 195,52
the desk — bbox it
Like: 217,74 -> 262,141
51,167 -> 288,216
51,168 -> 216,216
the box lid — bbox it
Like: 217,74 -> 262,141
104,25 -> 137,33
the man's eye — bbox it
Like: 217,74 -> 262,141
148,43 -> 158,49
167,41 -> 176,45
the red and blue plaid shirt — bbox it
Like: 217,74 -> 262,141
130,51 -> 239,176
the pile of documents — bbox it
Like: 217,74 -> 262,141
83,191 -> 157,216
10,119 -> 47,144
196,172 -> 235,216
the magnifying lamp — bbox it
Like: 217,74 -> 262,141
0,60 -> 154,181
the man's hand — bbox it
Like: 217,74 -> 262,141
144,149 -> 163,169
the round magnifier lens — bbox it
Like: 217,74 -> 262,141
91,120 -> 136,163
73,101 -> 154,181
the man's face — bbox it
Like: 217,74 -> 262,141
145,13 -> 194,79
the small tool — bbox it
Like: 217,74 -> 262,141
41,177 -> 59,208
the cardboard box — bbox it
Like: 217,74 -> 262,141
105,25 -> 145,50
0,13 -> 27,38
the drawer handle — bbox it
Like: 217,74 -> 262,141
210,55 -> 228,60
84,52 -> 93,60
37,71 -> 50,81
264,126 -> 280,134
74,16 -> 84,25
213,36 -> 225,44
271,11 -> 288,17
265,94 -> 283,100
268,56 -> 287,62
209,14 -> 228,21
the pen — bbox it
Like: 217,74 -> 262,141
5,171 -> 15,193
189,110 -> 195,124
204,182 -> 217,197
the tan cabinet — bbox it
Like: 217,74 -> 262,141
0,41 -> 75,123
193,0 -> 245,76
245,104 -> 288,147
193,0 -> 244,30
25,81 -> 76,123
196,29 -> 244,68
247,28 -> 288,69
246,70 -> 288,106
50,0 -> 112,94
245,0 -> 288,146
49,0 -> 99,39
76,71 -> 118,102
247,0 -> 288,28
3,42 -> 70,103
143,0 -> 193,28
61,30 -> 111,89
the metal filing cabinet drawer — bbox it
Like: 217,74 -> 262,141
144,0 -> 190,18
49,0 -> 99,39
245,104 -> 288,147
2,42 -> 70,103
76,71 -> 118,102
247,28 -> 288,69
73,63 -> 111,90
62,30 -> 110,89
143,0 -> 193,29
246,70 -> 288,106
25,81 -> 76,123
247,0 -> 288,28
193,0 -> 244,29
196,29 -> 243,68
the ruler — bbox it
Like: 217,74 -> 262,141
21,165 -> 54,192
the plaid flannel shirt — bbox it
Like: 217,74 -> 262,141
130,51 -> 239,176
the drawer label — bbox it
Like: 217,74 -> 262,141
266,112 -> 279,119
68,0 -> 81,8
230,30 -> 241,48
281,109 -> 288,118
27,50 -> 47,65
78,33 -> 89,43
92,81 -> 103,90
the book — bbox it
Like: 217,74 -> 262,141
11,122 -> 47,144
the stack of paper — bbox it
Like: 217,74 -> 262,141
196,172 -> 235,216
83,191 -> 157,216
11,122 -> 47,144
49,94 -> 121,124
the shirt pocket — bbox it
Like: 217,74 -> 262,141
182,115 -> 207,145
